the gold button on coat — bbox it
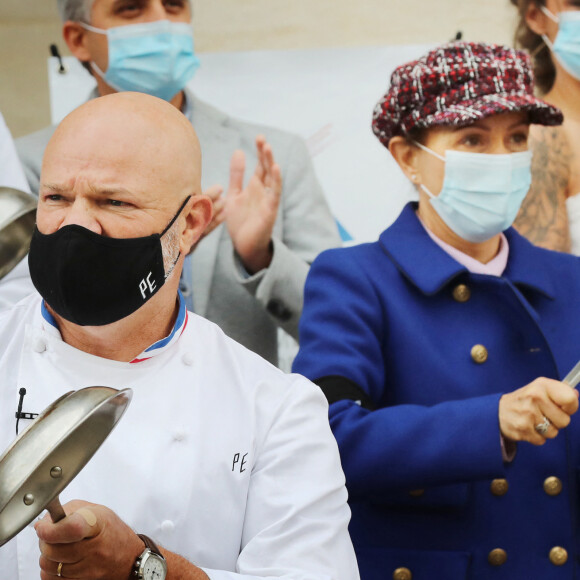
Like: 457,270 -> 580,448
490,479 -> 509,496
393,568 -> 412,580
549,546 -> 568,565
544,476 -> 563,496
408,489 -> 425,497
488,548 -> 507,566
471,344 -> 488,364
452,284 -> 471,302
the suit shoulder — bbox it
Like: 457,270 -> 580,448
16,124 -> 57,151
16,125 -> 57,164
313,240 -> 385,267
191,94 -> 305,150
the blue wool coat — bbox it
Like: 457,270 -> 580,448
293,203 -> 580,580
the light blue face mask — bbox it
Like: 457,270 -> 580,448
82,19 -> 200,101
541,6 -> 580,80
415,142 -> 532,243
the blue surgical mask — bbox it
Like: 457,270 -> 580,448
540,7 -> 580,80
82,20 -> 200,101
415,142 -> 532,243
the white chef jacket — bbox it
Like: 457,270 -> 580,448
0,293 -> 359,580
0,112 -> 36,310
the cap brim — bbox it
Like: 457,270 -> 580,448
417,93 -> 563,131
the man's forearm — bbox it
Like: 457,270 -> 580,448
163,550 -> 210,580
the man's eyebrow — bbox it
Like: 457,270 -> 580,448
40,183 -> 67,194
90,186 -> 137,197
40,183 -> 137,198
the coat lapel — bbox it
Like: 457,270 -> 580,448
379,203 -> 467,296
381,202 -> 556,301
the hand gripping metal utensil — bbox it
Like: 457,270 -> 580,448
0,386 -> 132,546
564,360 -> 580,389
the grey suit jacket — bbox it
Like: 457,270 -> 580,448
16,90 -> 341,365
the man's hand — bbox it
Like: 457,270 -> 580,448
224,135 -> 282,274
189,184 -> 225,252
35,500 -> 145,580
499,378 -> 579,445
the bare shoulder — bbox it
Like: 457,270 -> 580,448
513,124 -> 572,252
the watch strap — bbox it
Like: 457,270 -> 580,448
137,534 -> 164,558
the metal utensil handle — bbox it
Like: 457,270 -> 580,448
45,496 -> 66,523
564,359 -> 580,389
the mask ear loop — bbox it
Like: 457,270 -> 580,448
161,196 -> 192,280
161,196 -> 192,236
413,140 -> 446,161
539,4 -> 560,24
78,22 -> 119,88
80,22 -> 107,34
411,140 -> 445,198
538,5 -> 559,52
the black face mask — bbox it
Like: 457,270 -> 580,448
28,197 -> 190,327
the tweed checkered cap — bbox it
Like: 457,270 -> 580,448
372,41 -> 563,148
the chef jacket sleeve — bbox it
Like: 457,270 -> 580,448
201,375 -> 360,580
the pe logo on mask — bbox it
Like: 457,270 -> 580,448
139,272 -> 157,300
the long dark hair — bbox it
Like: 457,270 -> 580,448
510,0 -> 556,94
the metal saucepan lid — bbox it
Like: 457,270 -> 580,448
0,186 -> 37,280
0,386 -> 132,546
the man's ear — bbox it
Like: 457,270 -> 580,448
525,1 -> 552,36
180,195 -> 213,255
388,136 -> 422,185
63,21 -> 92,64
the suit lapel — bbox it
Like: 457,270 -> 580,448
185,90 -> 241,317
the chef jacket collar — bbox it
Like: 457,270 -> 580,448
40,290 -> 189,363
379,202 -> 556,300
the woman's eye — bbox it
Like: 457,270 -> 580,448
460,135 -> 481,147
510,132 -> 529,145
107,199 -> 127,207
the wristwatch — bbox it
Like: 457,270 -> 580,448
133,534 -> 167,579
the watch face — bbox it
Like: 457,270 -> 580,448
142,552 -> 167,580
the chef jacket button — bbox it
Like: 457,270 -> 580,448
549,546 -> 568,566
488,548 -> 507,566
161,520 -> 175,533
543,476 -> 562,496
452,284 -> 471,302
408,489 -> 424,497
182,353 -> 193,366
470,344 -> 488,364
32,338 -> 47,353
490,478 -> 509,496
393,567 -> 412,580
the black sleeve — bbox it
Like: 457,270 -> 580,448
313,376 -> 375,410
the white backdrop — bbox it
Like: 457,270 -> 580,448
48,43 -> 434,244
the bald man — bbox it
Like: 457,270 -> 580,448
0,93 -> 359,580
15,0 -> 342,369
